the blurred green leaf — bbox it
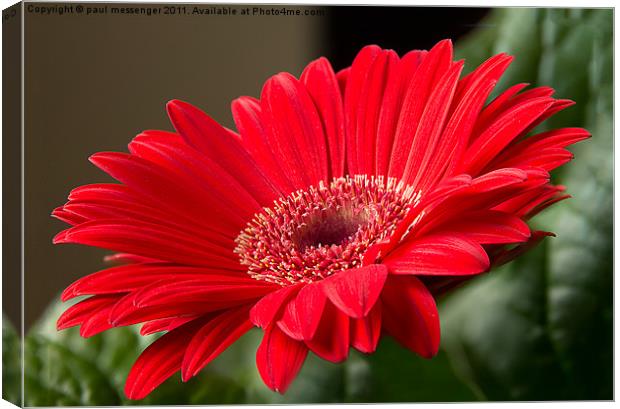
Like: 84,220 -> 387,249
3,316 -> 21,406
443,7 -> 613,401
348,338 -> 477,402
26,298 -> 249,406
24,335 -> 121,406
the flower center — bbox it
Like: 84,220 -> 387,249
295,202 -> 370,251
235,176 -> 418,286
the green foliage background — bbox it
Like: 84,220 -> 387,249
3,7 -> 612,405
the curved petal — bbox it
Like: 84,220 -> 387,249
125,318 -> 206,400
456,97 -> 556,175
321,264 -> 388,318
166,99 -> 281,206
61,263 -> 245,301
345,47 -> 398,175
383,234 -> 489,276
54,219 -> 240,269
305,301 -> 350,363
256,324 -> 308,394
343,45 -> 381,175
295,281 -> 327,340
140,316 -> 197,336
181,307 -> 253,381
441,210 -> 530,244
128,132 -> 262,219
388,39 -> 453,179
250,283 -> 302,329
57,295 -> 120,332
375,50 -> 427,176
276,298 -> 303,341
350,301 -> 382,354
231,96 -> 294,193
261,73 -> 329,188
301,57 -> 346,179
381,275 -> 439,358
402,60 -> 464,187
89,152 -> 246,234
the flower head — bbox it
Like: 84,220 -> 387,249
53,39 -> 589,399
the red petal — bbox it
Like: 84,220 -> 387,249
472,82 -> 529,131
166,99 -> 281,206
181,307 -> 253,381
57,295 -> 120,331
402,60 -> 464,187
276,299 -> 303,340
343,45 -> 382,175
389,39 -> 453,179
488,127 -> 590,171
454,53 -> 512,103
383,174 -> 473,253
62,181 -> 236,248
52,206 -> 86,225
305,301 -> 350,363
250,284 -> 301,329
516,99 -> 575,139
336,67 -> 350,94
301,57 -> 346,179
438,53 -> 513,182
494,183 -> 565,217
89,152 -> 245,234
140,316 -> 197,336
381,275 -> 440,358
107,276 -> 274,327
261,73 -> 328,188
468,168 -> 528,192
109,295 -> 211,327
347,49 -> 398,175
256,325 -> 308,393
130,278 -> 275,309
390,169 -> 534,252
508,127 -> 590,152
472,85 -> 555,139
321,264 -> 388,318
376,50 -> 427,175
54,219 -> 240,269
295,282 -> 327,340
127,133 -> 262,220
61,263 -> 245,301
125,319 -> 204,400
232,96 -> 294,194
438,210 -> 530,244
458,97 -> 556,175
79,302 -> 117,338
383,234 -> 489,276
350,301 -> 382,354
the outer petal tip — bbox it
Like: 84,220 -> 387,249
256,325 -> 308,394
165,98 -> 185,111
55,315 -> 68,331
60,286 -> 75,302
52,230 -> 69,244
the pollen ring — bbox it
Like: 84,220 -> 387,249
235,175 -> 418,286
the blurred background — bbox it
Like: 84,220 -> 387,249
3,5 -> 613,405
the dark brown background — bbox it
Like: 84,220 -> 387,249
18,3 -> 487,328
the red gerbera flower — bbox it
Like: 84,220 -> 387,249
53,39 -> 589,399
